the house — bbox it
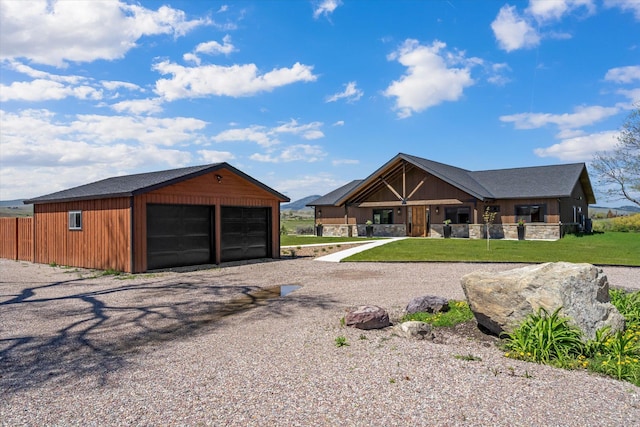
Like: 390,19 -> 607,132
19,163 -> 289,272
308,153 -> 595,240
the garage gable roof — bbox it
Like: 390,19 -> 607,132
318,153 -> 594,206
24,163 -> 290,204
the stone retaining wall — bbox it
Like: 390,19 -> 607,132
320,223 -> 567,240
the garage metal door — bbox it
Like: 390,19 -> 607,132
221,207 -> 270,262
147,204 -> 213,270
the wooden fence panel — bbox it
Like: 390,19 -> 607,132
0,217 -> 18,259
0,217 -> 33,261
17,217 -> 33,261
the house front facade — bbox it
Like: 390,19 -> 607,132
308,153 -> 595,240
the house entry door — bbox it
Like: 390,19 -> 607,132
410,206 -> 427,237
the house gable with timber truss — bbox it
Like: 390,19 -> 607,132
308,153 -> 595,240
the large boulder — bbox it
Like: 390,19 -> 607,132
405,295 -> 449,314
345,305 -> 390,330
460,262 -> 625,340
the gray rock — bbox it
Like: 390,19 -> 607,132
393,321 -> 434,340
406,295 -> 449,314
460,262 -> 625,340
345,305 -> 390,330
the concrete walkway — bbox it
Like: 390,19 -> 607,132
313,237 -> 407,262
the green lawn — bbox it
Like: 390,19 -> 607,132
281,235 -> 383,246
343,232 -> 640,266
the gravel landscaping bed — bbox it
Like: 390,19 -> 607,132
1,258 -> 639,426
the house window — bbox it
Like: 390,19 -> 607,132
445,207 -> 470,224
515,204 -> 546,223
69,211 -> 82,230
373,209 -> 393,224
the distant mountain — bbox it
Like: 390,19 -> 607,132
0,199 -> 25,207
281,195 -> 320,210
618,205 -> 640,213
590,205 -> 640,215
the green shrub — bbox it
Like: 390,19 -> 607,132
401,300 -> 474,327
612,213 -> 640,232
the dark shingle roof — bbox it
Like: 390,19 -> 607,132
313,153 -> 594,206
306,180 -> 363,206
24,163 -> 289,204
470,163 -> 589,199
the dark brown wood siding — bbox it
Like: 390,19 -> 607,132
132,168 -> 282,272
33,198 -> 131,271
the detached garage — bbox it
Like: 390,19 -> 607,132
23,163 -> 289,273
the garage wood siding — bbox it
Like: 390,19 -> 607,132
132,169 -> 282,272
33,198 -> 131,271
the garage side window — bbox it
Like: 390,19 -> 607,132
69,210 -> 82,230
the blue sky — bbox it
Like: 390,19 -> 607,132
1,0 -> 638,203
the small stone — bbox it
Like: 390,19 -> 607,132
345,305 -> 390,330
406,295 -> 449,314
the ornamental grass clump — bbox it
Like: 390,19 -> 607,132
584,289 -> 640,384
502,307 -> 584,365
503,289 -> 640,386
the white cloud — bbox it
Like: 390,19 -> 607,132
605,0 -> 640,20
527,0 -> 595,23
212,119 -> 325,147
272,119 -> 324,140
0,109 -> 207,159
0,1 -> 209,67
196,35 -> 236,55
101,80 -> 143,91
110,98 -> 164,115
250,144 -> 326,163
274,173 -> 345,201
1,60 -> 110,102
491,5 -> 540,52
212,126 -> 278,147
313,0 -> 342,19
197,150 -> 236,163
486,63 -> 512,86
184,35 -> 237,64
534,130 -> 619,161
617,88 -> 640,104
153,61 -> 317,100
605,65 -> 640,84
326,81 -> 364,103
0,79 -> 102,102
500,105 -> 621,131
0,109 -> 208,199
384,39 -> 475,118
333,120 -> 345,126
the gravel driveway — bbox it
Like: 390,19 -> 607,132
1,258 -> 639,426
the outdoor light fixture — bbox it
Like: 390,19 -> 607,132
397,208 -> 401,215
318,209 -> 322,217
215,174 -> 223,183
435,206 -> 440,214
